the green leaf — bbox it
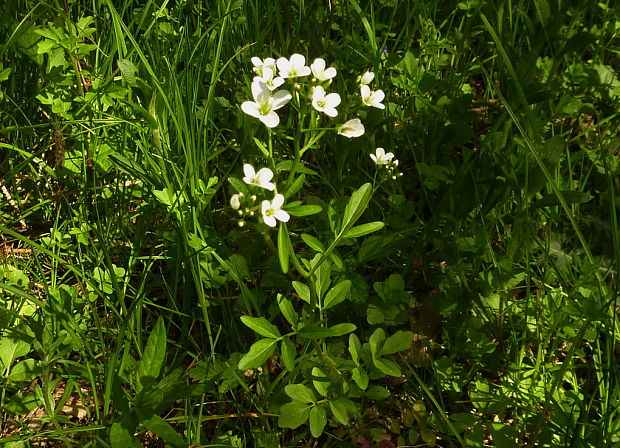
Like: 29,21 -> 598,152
118,58 -> 138,86
277,294 -> 298,327
278,222 -> 291,274
0,338 -> 31,369
8,359 -> 41,383
329,399 -> 352,425
292,281 -> 311,304
278,401 -> 310,429
228,176 -> 249,196
301,234 -> 325,252
373,357 -> 401,377
534,190 -> 592,209
280,338 -> 296,371
0,67 -> 12,82
352,367 -> 369,390
299,323 -> 357,339
323,280 -> 351,310
109,416 -> 139,448
286,205 -> 322,217
342,221 -> 384,239
309,405 -> 327,437
348,333 -> 361,364
285,384 -> 316,403
284,174 -> 305,198
135,407 -> 185,446
381,330 -> 413,355
137,317 -> 167,392
238,339 -> 277,370
341,183 -> 372,231
368,328 -> 386,357
312,367 -> 330,396
253,137 -> 269,157
276,160 -> 318,175
365,385 -> 391,400
240,316 -> 281,339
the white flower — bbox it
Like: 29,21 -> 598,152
253,67 -> 285,91
261,194 -> 290,227
359,71 -> 375,85
310,58 -> 337,81
337,118 -> 365,138
241,80 -> 292,128
360,85 -> 385,109
251,57 -> 276,76
276,54 -> 311,78
230,193 -> 242,209
370,148 -> 395,165
311,86 -> 341,117
242,164 -> 276,191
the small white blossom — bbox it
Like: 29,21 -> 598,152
251,57 -> 276,76
360,85 -> 385,109
242,164 -> 276,191
310,58 -> 337,81
241,80 -> 292,128
276,54 -> 311,78
337,118 -> 365,138
253,67 -> 285,91
311,86 -> 341,117
230,193 -> 242,209
370,148 -> 394,165
358,71 -> 375,85
261,194 -> 290,227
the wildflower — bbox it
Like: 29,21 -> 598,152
360,85 -> 385,109
337,118 -> 365,138
358,71 -> 375,85
261,194 -> 290,227
251,57 -> 276,76
276,54 -> 311,78
242,164 -> 276,191
370,148 -> 395,165
230,193 -> 242,209
310,58 -> 337,81
253,67 -> 284,91
311,86 -> 341,117
241,80 -> 292,128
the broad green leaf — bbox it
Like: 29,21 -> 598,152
352,366 -> 369,390
285,384 -> 316,403
358,234 -> 406,263
534,190 -> 592,209
311,367 -> 330,396
137,317 -> 167,392
381,330 -> 413,355
368,328 -> 386,357
284,174 -> 305,198
329,399 -> 352,425
342,221 -> 384,239
8,359 -> 41,383
313,256 -> 331,300
0,338 -> 30,369
152,189 -> 172,206
299,323 -> 357,339
309,405 -> 327,437
278,401 -> 310,428
238,339 -> 277,370
227,176 -> 249,196
109,416 -> 139,448
136,408 -> 185,446
373,357 -> 401,377
301,233 -> 325,252
286,205 -> 322,217
240,316 -> 281,339
276,160 -> 318,175
118,58 -> 137,86
365,385 -> 391,400
0,67 -> 12,82
292,281 -> 311,304
280,338 -> 296,371
277,294 -> 298,327
341,183 -> 372,231
278,222 -> 291,274
323,280 -> 351,310
348,334 -> 361,364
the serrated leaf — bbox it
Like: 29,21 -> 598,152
312,367 -> 330,396
240,316 -> 281,339
352,366 -> 369,390
137,317 -> 167,392
301,234 -> 325,252
280,338 -> 296,371
341,183 -> 372,231
368,328 -> 386,357
292,281 -> 311,304
381,330 -> 413,355
348,333 -> 361,364
342,221 -> 384,239
238,339 -> 277,370
286,205 -> 322,217
299,323 -> 356,339
285,384 -> 316,403
329,399 -> 352,425
277,294 -> 298,327
284,174 -> 305,198
309,405 -> 327,437
278,401 -> 310,428
373,357 -> 401,377
278,222 -> 291,274
323,280 -> 351,310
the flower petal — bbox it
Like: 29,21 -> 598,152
290,53 -> 306,67
274,209 -> 290,223
259,111 -> 280,128
256,167 -> 274,182
323,67 -> 337,79
311,58 -> 325,72
241,101 -> 261,118
271,90 -> 292,110
326,93 -> 341,107
272,193 -> 285,208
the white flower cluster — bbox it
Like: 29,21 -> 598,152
230,164 -> 290,228
370,148 -> 402,180
241,53 -> 386,137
